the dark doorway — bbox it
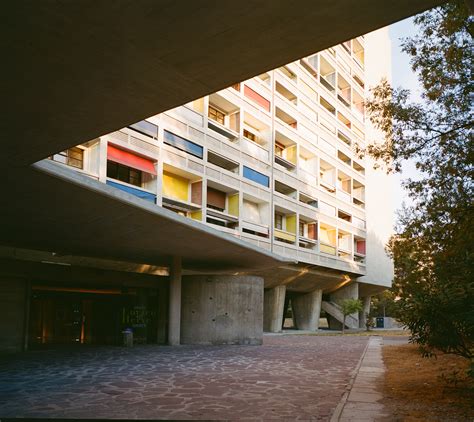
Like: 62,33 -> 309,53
28,285 -> 160,347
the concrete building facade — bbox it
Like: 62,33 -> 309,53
0,29 -> 393,351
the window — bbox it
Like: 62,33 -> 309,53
299,222 -> 305,237
208,105 -> 225,125
128,120 -> 158,138
163,130 -> 203,159
107,161 -> 142,187
52,147 -> 84,169
243,129 -> 257,142
275,214 -> 283,230
243,166 -> 269,187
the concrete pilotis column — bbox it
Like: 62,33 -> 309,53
263,285 -> 286,333
181,275 -> 263,345
168,256 -> 182,345
359,296 -> 371,329
292,289 -> 322,331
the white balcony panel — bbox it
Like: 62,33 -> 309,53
241,138 -> 269,162
172,106 -> 204,127
337,190 -> 351,203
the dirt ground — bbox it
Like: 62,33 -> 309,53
383,343 -> 474,421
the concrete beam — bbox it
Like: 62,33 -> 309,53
0,161 -> 288,273
2,1 -> 442,167
292,289 -> 323,331
263,285 -> 286,333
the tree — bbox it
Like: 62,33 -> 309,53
370,290 -> 399,319
340,298 -> 363,334
364,0 -> 473,364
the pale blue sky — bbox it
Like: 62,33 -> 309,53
389,17 -> 422,211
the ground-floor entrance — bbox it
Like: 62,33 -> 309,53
29,284 -> 163,347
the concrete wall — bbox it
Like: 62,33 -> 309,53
181,275 -> 263,345
0,277 -> 28,353
358,27 -> 394,289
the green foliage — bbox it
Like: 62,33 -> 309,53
364,1 -> 474,363
365,313 -> 375,331
370,290 -> 399,318
340,298 -> 363,334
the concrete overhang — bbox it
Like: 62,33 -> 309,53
259,264 -> 361,294
3,0 -> 443,166
0,160 -> 290,273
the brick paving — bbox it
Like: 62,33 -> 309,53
0,335 -> 369,420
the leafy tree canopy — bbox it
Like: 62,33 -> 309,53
339,298 -> 363,334
364,1 -> 473,362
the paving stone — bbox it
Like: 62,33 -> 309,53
0,335 -> 368,420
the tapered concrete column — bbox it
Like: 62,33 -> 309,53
292,289 -> 323,331
168,256 -> 182,346
359,296 -> 371,329
263,285 -> 286,333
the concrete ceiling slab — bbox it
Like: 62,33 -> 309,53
0,160 -> 289,272
2,0 -> 442,166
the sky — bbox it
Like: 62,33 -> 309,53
389,18 -> 422,212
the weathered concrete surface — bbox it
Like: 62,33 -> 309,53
0,161 -> 288,273
168,256 -> 182,346
292,289 -> 323,331
3,1 -> 442,167
0,277 -> 27,353
181,275 -> 263,345
0,335 -> 369,420
263,285 -> 286,333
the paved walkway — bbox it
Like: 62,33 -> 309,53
332,337 -> 390,422
0,335 -> 369,420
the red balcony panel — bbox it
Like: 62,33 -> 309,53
107,144 -> 156,175
244,85 -> 270,112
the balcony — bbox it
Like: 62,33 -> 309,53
338,230 -> 352,254
353,160 -> 365,176
275,106 -> 298,130
352,38 -> 365,69
319,224 -> 336,256
319,56 -> 336,94
299,218 -> 317,249
274,208 -> 297,245
106,144 -> 157,203
162,165 -> 202,215
208,93 -> 240,141
353,179 -> 365,207
207,150 -> 239,174
206,182 -> 239,229
320,159 -> 336,193
299,192 -> 318,210
337,170 -> 352,202
354,236 -> 366,263
337,74 -> 351,109
276,81 -> 298,106
242,194 -> 270,238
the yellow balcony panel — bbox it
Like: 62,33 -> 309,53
228,194 -> 239,217
285,215 -> 297,234
274,229 -> 296,243
320,243 -> 336,255
162,171 -> 189,202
